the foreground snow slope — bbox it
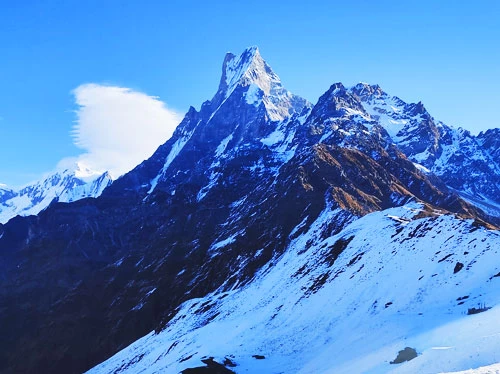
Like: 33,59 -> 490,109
88,202 -> 500,374
443,363 -> 500,374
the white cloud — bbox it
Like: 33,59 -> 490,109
66,84 -> 182,178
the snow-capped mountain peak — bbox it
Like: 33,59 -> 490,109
0,163 -> 113,224
345,82 -> 500,212
139,47 -> 312,196
214,46 -> 306,121
311,82 -> 367,121
73,161 -> 108,180
219,46 -> 278,97
351,82 -> 387,99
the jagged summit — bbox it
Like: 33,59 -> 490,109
311,82 -> 366,120
213,46 -> 307,121
406,100 -> 429,117
351,82 -> 386,99
218,46 -> 274,95
122,47 -> 311,197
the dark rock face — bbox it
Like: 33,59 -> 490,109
390,347 -> 418,364
0,47 -> 498,374
181,357 -> 235,373
0,187 -> 15,202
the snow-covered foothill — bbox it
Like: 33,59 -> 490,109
88,202 -> 500,374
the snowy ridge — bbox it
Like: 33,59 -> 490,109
347,83 -> 500,210
89,203 -> 500,373
0,163 -> 112,223
442,363 -> 500,374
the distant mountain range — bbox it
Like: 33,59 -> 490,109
0,163 -> 112,224
1,47 -> 499,374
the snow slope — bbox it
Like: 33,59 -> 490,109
443,363 -> 500,374
88,202 -> 500,374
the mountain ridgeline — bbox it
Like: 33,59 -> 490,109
0,47 -> 499,374
0,164 -> 112,224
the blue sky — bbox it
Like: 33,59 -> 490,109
1,0 -> 499,186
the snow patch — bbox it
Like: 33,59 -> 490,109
215,134 -> 233,159
209,230 -> 244,254
260,129 -> 285,147
148,121 -> 201,195
245,84 -> 262,105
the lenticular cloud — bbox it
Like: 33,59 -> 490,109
70,84 -> 182,178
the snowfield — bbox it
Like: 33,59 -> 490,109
88,202 -> 500,374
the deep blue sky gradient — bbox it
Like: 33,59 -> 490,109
1,0 -> 499,185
